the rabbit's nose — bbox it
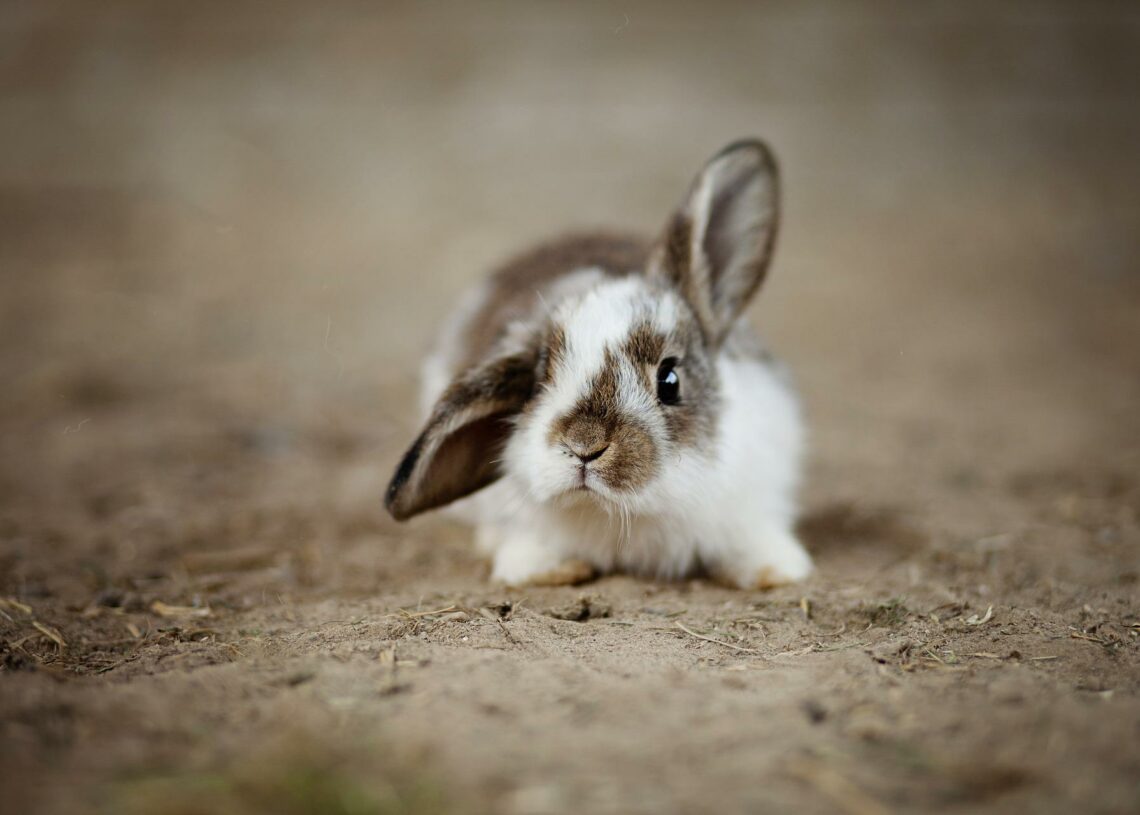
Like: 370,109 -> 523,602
570,443 -> 609,464
558,417 -> 610,463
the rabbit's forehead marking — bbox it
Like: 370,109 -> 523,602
544,277 -> 680,412
554,277 -> 680,361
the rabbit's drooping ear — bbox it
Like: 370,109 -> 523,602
656,139 -> 780,346
385,350 -> 536,521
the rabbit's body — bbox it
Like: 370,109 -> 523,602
387,140 -> 814,588
420,234 -> 808,587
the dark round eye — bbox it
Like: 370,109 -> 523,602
656,358 -> 681,405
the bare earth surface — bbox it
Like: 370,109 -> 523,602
2,3 -> 1138,813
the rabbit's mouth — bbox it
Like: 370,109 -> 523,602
552,476 -> 612,506
576,460 -> 622,498
567,470 -> 628,506
565,472 -> 599,497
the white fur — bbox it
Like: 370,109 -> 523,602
428,273 -> 811,588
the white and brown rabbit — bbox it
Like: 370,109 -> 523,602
385,139 -> 813,589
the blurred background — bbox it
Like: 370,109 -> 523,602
2,3 -> 1140,813
3,0 -> 1139,490
2,0 -> 1139,601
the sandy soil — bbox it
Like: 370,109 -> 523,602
2,3 -> 1138,813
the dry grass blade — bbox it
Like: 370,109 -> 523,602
777,645 -> 818,657
675,622 -> 762,654
392,605 -> 459,619
93,655 -> 141,675
965,605 -> 994,626
1,597 -> 33,615
33,621 -> 67,649
1069,631 -> 1107,644
816,622 -> 847,638
496,617 -> 520,645
151,601 -> 211,618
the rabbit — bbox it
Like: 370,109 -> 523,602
385,139 -> 813,589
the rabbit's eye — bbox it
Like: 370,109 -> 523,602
656,358 -> 681,405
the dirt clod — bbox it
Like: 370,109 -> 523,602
544,596 -> 613,622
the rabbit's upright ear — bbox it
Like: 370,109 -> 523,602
385,349 -> 536,521
655,139 -> 780,346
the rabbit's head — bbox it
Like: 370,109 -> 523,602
386,140 -> 780,520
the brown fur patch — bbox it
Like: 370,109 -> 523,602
455,232 -> 649,373
658,213 -> 715,345
621,321 -> 666,390
661,212 -> 692,290
549,348 -> 622,444
439,349 -> 537,410
600,418 -> 657,491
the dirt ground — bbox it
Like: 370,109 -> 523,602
2,2 -> 1139,813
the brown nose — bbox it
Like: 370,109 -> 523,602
569,442 -> 609,464
558,417 -> 611,464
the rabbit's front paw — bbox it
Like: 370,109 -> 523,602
718,528 -> 814,589
489,531 -> 594,587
